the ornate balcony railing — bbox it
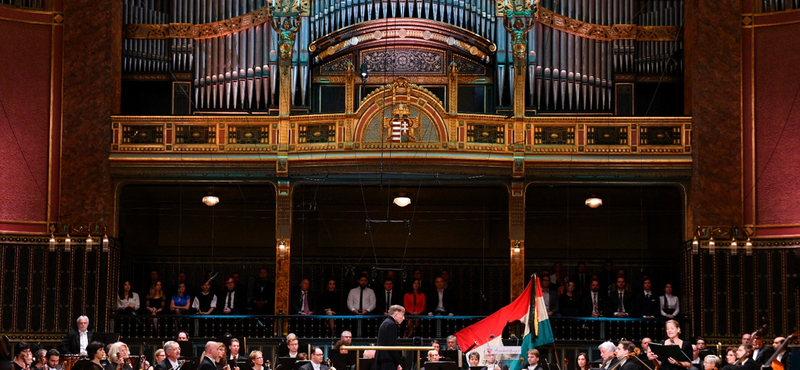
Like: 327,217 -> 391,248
111,314 -> 681,344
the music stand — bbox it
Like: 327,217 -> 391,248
423,361 -> 458,370
357,357 -> 374,370
275,357 -> 298,370
648,343 -> 692,362
90,332 -> 121,345
293,361 -> 311,370
178,342 -> 195,359
236,360 -> 253,370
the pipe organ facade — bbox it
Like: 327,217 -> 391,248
122,0 -> 684,116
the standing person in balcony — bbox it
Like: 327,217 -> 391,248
402,279 -> 425,338
659,284 -> 680,318
319,279 -> 341,336
146,281 -> 166,335
347,275 -> 376,315
117,281 -> 140,315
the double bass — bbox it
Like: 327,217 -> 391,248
761,332 -> 797,370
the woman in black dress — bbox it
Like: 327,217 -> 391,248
647,319 -> 692,370
145,281 -> 166,335
319,279 -> 341,336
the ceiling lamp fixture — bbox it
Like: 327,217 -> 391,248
202,195 -> 220,206
585,196 -> 603,208
393,194 -> 411,207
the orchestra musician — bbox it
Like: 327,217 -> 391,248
702,355 -> 721,370
87,342 -> 109,370
12,342 -> 33,370
749,335 -> 774,366
613,341 -> 640,370
599,342 -> 619,370
720,345 -> 758,370
768,337 -> 790,370
59,316 -> 92,356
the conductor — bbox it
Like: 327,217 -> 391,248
376,305 -> 406,370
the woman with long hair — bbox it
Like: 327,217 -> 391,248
659,284 -> 680,318
403,279 -> 426,338
146,281 -> 165,335
319,279 -> 341,336
575,353 -> 591,370
117,281 -> 140,315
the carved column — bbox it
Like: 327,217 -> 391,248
513,66 -> 527,117
509,180 -> 525,300
448,59 -> 459,114
274,179 -> 292,325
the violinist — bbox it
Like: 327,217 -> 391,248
106,342 -> 134,370
647,320 -> 692,370
614,341 -> 641,370
599,342 -> 619,370
702,355 -> 721,370
723,348 -> 737,366
12,342 -> 33,370
720,345 -> 758,370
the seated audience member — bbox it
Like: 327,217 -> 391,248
525,350 -> 543,370
580,280 -> 606,318
250,351 -> 265,370
632,278 -> 659,318
193,282 -> 218,315
252,268 -> 275,315
291,279 -> 317,316
319,279 -> 341,335
220,277 -> 246,315
177,332 -> 190,342
12,342 -> 33,370
347,275 -> 376,315
558,281 -> 581,317
148,350 -> 166,370
171,283 -> 192,315
607,277 -> 633,318
659,283 -> 680,318
426,277 -> 455,316
117,281 -> 140,315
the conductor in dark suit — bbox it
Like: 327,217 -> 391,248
198,342 -> 220,370
376,305 -> 406,370
299,347 -> 335,370
59,316 -> 92,355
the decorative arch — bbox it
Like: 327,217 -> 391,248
354,78 -> 449,144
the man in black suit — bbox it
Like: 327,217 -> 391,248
198,342 -> 220,370
221,276 -> 247,315
155,342 -> 181,370
376,305 -> 405,370
571,262 -> 590,295
227,339 -> 247,364
251,268 -> 275,315
751,335 -> 775,366
632,278 -> 659,318
426,277 -> 456,316
59,316 -> 92,355
615,341 -> 641,370
42,350 -> 63,370
723,345 -> 760,370
607,277 -> 633,318
598,342 -> 619,370
580,279 -> 606,317
525,349 -> 544,370
300,347 -> 335,370
291,279 -> 317,315
375,278 -> 402,316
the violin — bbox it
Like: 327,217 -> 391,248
734,319 -> 769,366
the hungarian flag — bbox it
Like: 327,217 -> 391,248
454,277 -> 543,357
509,276 -> 555,370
